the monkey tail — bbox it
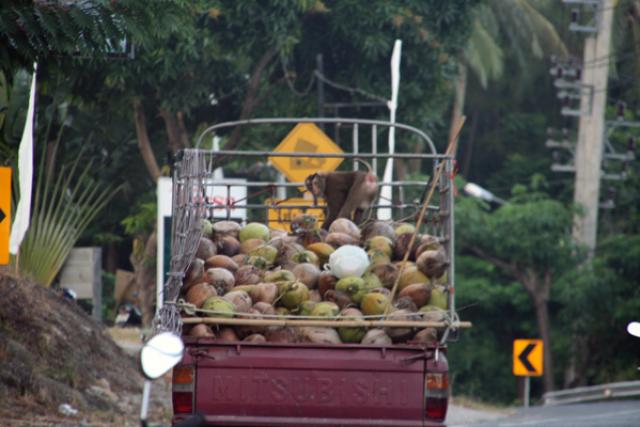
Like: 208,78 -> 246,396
354,158 -> 374,174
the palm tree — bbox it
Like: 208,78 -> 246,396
449,0 -> 568,154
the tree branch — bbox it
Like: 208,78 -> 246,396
133,99 -> 161,183
468,245 -> 518,277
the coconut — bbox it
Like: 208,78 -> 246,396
183,258 -> 205,290
368,263 -> 399,288
201,219 -> 214,238
253,301 -> 277,315
428,286 -> 448,310
318,272 -> 337,298
368,287 -> 391,297
275,242 -> 306,268
410,328 -> 438,345
205,255 -> 239,272
185,283 -> 217,308
269,229 -> 287,239
337,307 -> 366,343
278,281 -> 310,310
360,292 -> 391,316
292,263 -> 321,289
265,326 -> 298,343
233,284 -> 257,295
305,242 -> 334,265
263,270 -> 296,283
415,234 -> 442,257
300,327 -> 342,344
299,300 -> 318,316
223,290 -> 252,312
385,309 -> 415,342
395,223 -> 416,237
361,221 -> 396,243
250,245 -> 278,266
326,232 -> 359,248
232,254 -> 249,266
298,229 -> 326,247
216,236 -> 241,257
365,236 -> 394,258
419,305 -> 448,322
205,268 -> 235,293
393,232 -> 420,261
416,249 -> 449,279
395,296 -> 418,312
323,289 -> 353,310
189,323 -> 215,338
291,250 -> 319,266
234,265 -> 262,285
213,220 -> 242,239
240,238 -> 264,255
202,296 -> 236,318
290,214 -> 319,233
218,327 -> 239,342
243,334 -> 267,343
327,245 -> 369,278
361,329 -> 393,346
362,272 -> 383,290
239,222 -> 270,243
309,289 -> 322,302
196,237 -> 217,261
368,250 -> 392,266
329,218 -> 361,240
311,301 -> 340,318
248,256 -> 269,270
397,266 -> 428,290
274,307 -> 290,317
335,276 -> 367,304
399,283 -> 431,307
250,282 -> 278,304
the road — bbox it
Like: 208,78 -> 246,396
447,400 -> 640,427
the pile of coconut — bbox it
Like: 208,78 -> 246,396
179,216 -> 449,346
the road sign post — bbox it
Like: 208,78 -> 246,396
513,339 -> 544,408
0,167 -> 11,265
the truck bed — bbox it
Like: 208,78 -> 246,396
173,338 -> 448,427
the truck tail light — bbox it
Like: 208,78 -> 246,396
425,372 -> 449,421
172,366 -> 194,414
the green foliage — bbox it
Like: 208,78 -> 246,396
121,193 -> 157,238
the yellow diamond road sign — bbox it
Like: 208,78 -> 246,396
269,123 -> 344,183
265,197 -> 325,232
513,339 -> 543,377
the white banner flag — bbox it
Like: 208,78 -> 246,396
9,63 -> 37,254
378,40 -> 402,220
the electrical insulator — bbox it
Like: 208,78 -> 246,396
558,67 -> 564,78
562,128 -> 569,136
628,137 -> 637,153
571,8 -> 579,23
547,127 -> 554,136
617,101 -> 626,119
622,160 -> 629,171
563,96 -> 571,107
575,68 -> 582,80
607,186 -> 616,199
553,151 -> 561,162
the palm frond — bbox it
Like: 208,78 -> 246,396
465,19 -> 504,88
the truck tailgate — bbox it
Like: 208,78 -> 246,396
179,341 -> 441,427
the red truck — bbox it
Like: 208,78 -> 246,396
163,118 -> 463,427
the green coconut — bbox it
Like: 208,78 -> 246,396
335,276 -> 367,304
201,296 -> 236,318
306,242 -> 335,265
263,270 -> 296,283
419,305 -> 447,322
249,245 -> 278,265
310,301 -> 340,318
365,236 -> 394,258
239,222 -> 270,243
395,223 -> 416,236
298,300 -> 318,316
428,286 -> 448,310
291,250 -> 320,266
337,307 -> 366,343
278,281 -> 310,310
368,250 -> 392,266
398,266 -> 429,290
248,255 -> 269,270
362,272 -> 383,290
201,218 -> 214,237
360,292 -> 391,316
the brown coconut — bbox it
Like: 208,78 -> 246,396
196,237 -> 217,260
250,282 -> 278,304
243,334 -> 267,343
416,248 -> 449,279
409,328 -> 438,345
234,265 -> 262,285
205,255 -> 239,272
183,258 -> 206,291
222,290 -> 252,312
212,220 -> 242,239
325,232 -> 359,248
368,263 -> 399,289
318,272 -> 337,297
218,327 -> 239,342
399,283 -> 432,307
328,218 -> 361,240
204,267 -> 235,293
240,238 -> 264,255
216,236 -> 241,257
188,324 -> 216,338
292,263 -> 321,289
185,282 -> 218,308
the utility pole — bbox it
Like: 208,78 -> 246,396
572,0 -> 614,253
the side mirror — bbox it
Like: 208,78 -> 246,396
140,332 -> 184,380
628,322 -> 640,338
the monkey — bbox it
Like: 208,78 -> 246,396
304,159 -> 378,230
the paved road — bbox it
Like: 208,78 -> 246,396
447,400 -> 640,427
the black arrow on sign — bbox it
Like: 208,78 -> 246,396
518,343 -> 537,373
0,208 -> 5,224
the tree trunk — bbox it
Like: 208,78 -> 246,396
462,112 -> 479,177
129,231 -> 157,328
533,294 -> 555,392
132,99 -> 161,183
448,62 -> 467,159
159,107 -> 182,153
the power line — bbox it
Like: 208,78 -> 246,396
313,70 -> 388,103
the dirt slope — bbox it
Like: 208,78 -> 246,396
0,272 -> 153,425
